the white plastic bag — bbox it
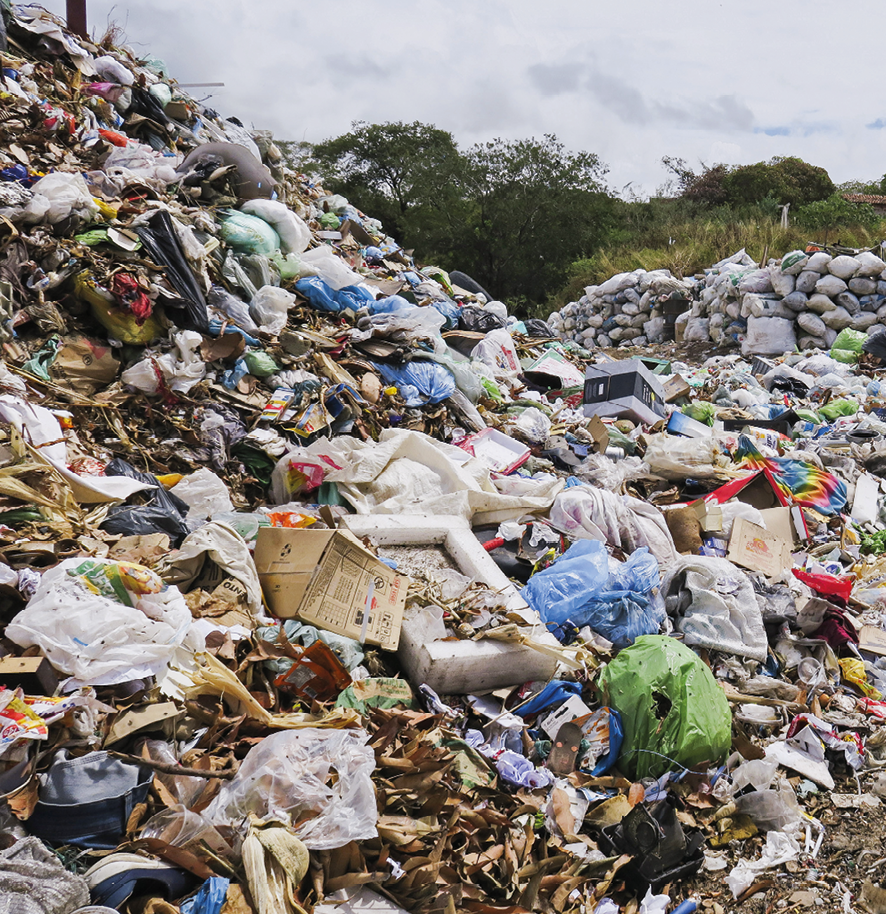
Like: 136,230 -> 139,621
204,728 -> 378,849
5,558 -> 197,688
512,407 -> 551,443
172,468 -> 234,520
241,199 -> 311,254
121,330 -> 206,395
300,246 -> 363,291
24,172 -> 99,226
249,285 -> 296,335
471,329 -> 520,377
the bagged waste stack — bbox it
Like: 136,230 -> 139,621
549,268 -> 693,349
6,7 -> 886,914
552,244 -> 886,357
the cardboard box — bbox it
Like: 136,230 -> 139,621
0,656 -> 58,694
727,517 -> 791,578
662,374 -> 691,403
253,528 -> 408,650
859,625 -> 886,656
586,415 -> 610,453
583,360 -> 666,425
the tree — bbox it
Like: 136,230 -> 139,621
309,121 -> 463,240
663,156 -> 835,210
449,135 -> 614,303
722,156 -> 834,208
306,123 -> 616,308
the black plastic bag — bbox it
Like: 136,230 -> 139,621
128,86 -> 170,125
864,328 -> 886,362
458,307 -> 505,333
135,211 -> 209,333
524,318 -> 555,337
101,458 -> 190,545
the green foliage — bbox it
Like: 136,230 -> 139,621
447,135 -> 616,303
308,124 -> 618,307
667,156 -> 835,209
796,194 -> 880,240
310,121 -> 463,241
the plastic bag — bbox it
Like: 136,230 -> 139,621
241,199 -> 311,254
204,728 -> 378,849
176,141 -> 276,201
172,468 -> 234,521
75,271 -> 164,346
295,276 -> 351,313
300,246 -> 363,291
24,171 -> 99,225
830,327 -> 866,363
662,556 -> 768,662
522,539 -> 609,624
219,210 -> 280,255
459,307 -> 505,333
741,316 -> 797,357
207,285 -> 259,332
525,543 -> 664,648
512,407 -> 551,443
101,458 -> 190,546
372,360 -> 456,406
596,635 -> 732,779
249,285 -> 296,335
471,329 -> 520,377
5,558 -> 196,688
121,330 -> 206,395
135,211 -> 209,333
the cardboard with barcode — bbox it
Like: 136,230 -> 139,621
254,527 -> 408,650
727,517 -> 791,578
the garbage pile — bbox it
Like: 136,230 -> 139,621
551,245 -> 886,359
6,7 -> 886,914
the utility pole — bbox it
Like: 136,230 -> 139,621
66,0 -> 87,38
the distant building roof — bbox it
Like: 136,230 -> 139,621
842,193 -> 886,204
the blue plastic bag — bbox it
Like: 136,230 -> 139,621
180,877 -> 229,914
523,542 -> 664,648
296,276 -> 339,312
372,360 -> 456,406
517,680 -> 583,718
368,294 -> 413,315
428,297 -> 460,329
610,547 -> 660,594
522,540 -> 609,625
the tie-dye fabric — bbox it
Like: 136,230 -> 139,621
735,436 -> 848,516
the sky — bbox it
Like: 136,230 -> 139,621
36,0 -> 886,197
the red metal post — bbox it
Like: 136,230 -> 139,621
66,0 -> 87,38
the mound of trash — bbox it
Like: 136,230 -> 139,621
4,7 -> 886,914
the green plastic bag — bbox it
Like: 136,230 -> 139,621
794,408 -> 821,425
682,401 -> 716,426
596,635 -> 731,779
819,399 -> 859,422
830,328 -> 867,364
219,211 -> 280,255
270,251 -> 303,281
242,349 -> 279,378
